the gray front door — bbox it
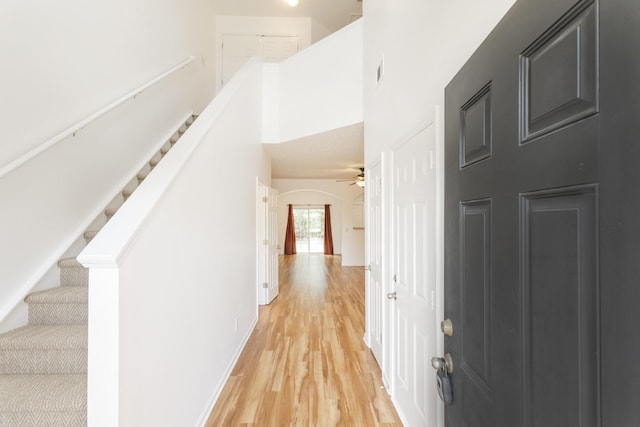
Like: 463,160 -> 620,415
444,0 -> 640,425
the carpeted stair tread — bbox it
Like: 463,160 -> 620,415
25,287 -> 87,305
0,325 -> 86,350
57,258 -> 88,288
105,207 -> 118,219
57,258 -> 82,269
122,187 -> 135,200
0,374 -> 86,425
0,326 -> 87,374
26,287 -> 87,325
83,230 -> 98,242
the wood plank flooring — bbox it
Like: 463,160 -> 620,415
205,254 -> 403,427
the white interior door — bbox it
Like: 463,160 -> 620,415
266,187 -> 279,304
258,185 -> 279,305
257,182 -> 268,305
391,121 -> 438,426
367,162 -> 385,370
221,34 -> 261,88
221,34 -> 298,87
259,35 -> 299,63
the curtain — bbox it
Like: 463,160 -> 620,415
324,204 -> 334,255
284,204 -> 297,255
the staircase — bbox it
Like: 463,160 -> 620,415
0,115 -> 196,426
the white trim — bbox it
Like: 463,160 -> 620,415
195,316 -> 259,427
0,56 -> 195,179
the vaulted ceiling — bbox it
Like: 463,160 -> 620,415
213,0 -> 364,180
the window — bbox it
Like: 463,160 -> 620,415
293,208 -> 324,253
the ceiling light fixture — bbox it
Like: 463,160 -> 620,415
356,180 -> 365,188
287,0 -> 299,6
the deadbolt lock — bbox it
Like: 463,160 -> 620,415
441,319 -> 453,336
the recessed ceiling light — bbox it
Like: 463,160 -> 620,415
287,0 -> 299,6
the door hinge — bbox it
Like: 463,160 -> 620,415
263,239 -> 269,245
262,196 -> 268,203
262,282 -> 269,289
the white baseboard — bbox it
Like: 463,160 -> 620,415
195,315 -> 258,427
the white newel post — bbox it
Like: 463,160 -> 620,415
80,262 -> 120,427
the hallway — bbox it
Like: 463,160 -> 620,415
205,254 -> 402,426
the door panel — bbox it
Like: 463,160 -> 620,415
521,186 -> 597,427
222,35 -> 261,87
392,122 -> 437,426
221,34 -> 298,87
445,0 -> 602,426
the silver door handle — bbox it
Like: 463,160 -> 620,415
387,291 -> 397,300
363,265 -> 372,271
431,353 -> 454,374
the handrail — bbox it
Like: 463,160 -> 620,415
0,56 -> 196,179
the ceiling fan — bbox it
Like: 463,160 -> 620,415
336,167 -> 365,187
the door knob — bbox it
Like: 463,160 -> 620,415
441,319 -> 453,336
431,353 -> 454,374
387,291 -> 397,300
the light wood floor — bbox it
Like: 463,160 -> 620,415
205,254 -> 403,427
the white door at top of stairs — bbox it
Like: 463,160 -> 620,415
221,34 -> 299,87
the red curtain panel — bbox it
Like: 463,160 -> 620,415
284,204 -> 297,255
324,204 -> 334,255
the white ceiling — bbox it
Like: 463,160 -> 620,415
264,123 -> 364,180
211,0 -> 363,33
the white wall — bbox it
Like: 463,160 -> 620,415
267,20 -> 363,143
272,179 -> 365,266
79,60 -> 270,426
0,0 -> 217,330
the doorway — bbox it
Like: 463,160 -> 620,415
293,207 -> 324,253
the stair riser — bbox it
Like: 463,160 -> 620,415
0,412 -> 86,427
28,304 -> 87,326
0,350 -> 86,374
59,267 -> 88,287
